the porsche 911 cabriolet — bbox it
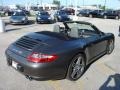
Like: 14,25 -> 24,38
5,21 -> 114,81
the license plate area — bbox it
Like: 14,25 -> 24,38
12,60 -> 18,69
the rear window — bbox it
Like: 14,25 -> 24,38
38,12 -> 49,15
13,12 -> 26,16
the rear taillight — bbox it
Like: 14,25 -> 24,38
27,52 -> 58,63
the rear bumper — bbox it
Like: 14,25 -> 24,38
5,49 -> 67,80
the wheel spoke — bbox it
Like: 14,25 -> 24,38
71,69 -> 78,78
76,68 -> 83,78
72,62 -> 76,67
71,56 -> 85,79
76,57 -> 82,65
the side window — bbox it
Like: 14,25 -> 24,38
78,24 -> 94,31
77,24 -> 98,35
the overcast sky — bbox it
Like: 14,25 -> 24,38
0,0 -> 120,9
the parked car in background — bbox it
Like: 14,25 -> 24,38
36,11 -> 54,24
7,10 -> 14,16
115,10 -> 120,17
77,9 -> 92,17
100,10 -> 119,19
5,21 -> 114,81
54,10 -> 70,22
22,9 -> 30,16
0,10 -> 5,16
10,10 -> 28,24
63,8 -> 75,15
87,9 -> 104,18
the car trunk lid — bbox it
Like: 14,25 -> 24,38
8,31 -> 67,58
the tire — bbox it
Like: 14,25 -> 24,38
36,19 -> 39,24
53,19 -> 56,23
115,16 -> 119,20
55,17 -> 58,22
89,14 -> 92,18
107,39 -> 114,54
67,54 -> 86,81
79,14 -> 82,17
104,15 -> 107,19
24,21 -> 28,25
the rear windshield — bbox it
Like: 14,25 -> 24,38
38,12 -> 49,15
13,12 -> 26,16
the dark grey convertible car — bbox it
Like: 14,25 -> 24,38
5,21 -> 114,81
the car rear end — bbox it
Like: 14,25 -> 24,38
5,32 -> 71,80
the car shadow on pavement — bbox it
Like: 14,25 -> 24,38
6,28 -> 21,32
5,20 -> 37,32
99,73 -> 120,90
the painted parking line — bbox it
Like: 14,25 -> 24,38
96,63 -> 115,76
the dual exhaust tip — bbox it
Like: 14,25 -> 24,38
25,75 -> 33,81
119,26 -> 120,37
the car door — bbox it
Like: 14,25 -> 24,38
79,24 -> 108,61
87,34 -> 107,61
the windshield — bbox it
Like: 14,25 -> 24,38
38,12 -> 49,15
63,22 -> 99,38
66,22 -> 94,31
13,12 -> 26,16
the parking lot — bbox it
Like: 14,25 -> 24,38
0,16 -> 120,90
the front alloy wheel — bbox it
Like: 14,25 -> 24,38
67,54 -> 86,81
104,15 -> 107,19
89,14 -> 92,18
115,16 -> 119,20
107,39 -> 114,54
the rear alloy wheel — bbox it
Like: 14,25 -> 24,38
67,54 -> 86,81
55,17 -> 58,22
115,16 -> 119,20
89,14 -> 92,18
104,15 -> 107,19
107,39 -> 114,54
79,14 -> 82,17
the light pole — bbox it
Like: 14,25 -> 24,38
41,0 -> 42,6
73,0 -> 78,21
83,0 -> 84,6
66,0 -> 67,7
0,0 -> 3,7
104,0 -> 106,10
